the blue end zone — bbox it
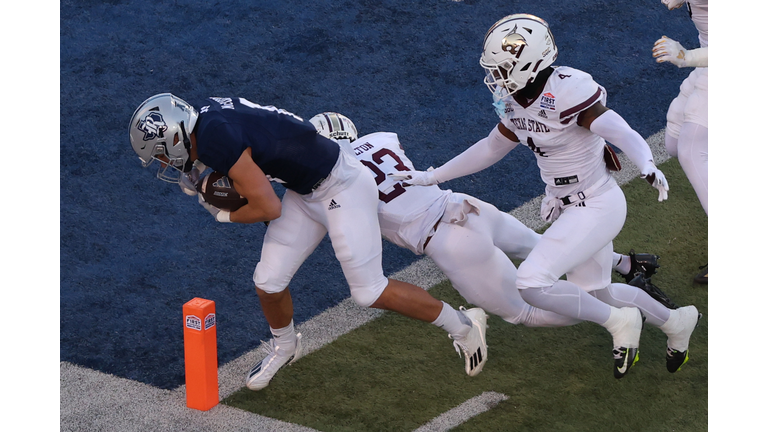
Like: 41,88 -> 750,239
60,0 -> 698,389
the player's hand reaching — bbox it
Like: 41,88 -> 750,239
198,193 -> 231,223
641,167 -> 669,202
653,36 -> 688,68
388,167 -> 439,187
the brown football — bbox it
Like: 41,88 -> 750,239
196,172 -> 248,211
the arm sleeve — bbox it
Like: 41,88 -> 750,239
432,124 -> 519,183
684,46 -> 708,67
588,110 -> 656,175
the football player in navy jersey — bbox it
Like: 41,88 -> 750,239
129,94 -> 490,390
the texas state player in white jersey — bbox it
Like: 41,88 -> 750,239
653,0 -> 708,283
391,14 -> 701,379
312,112 -> 683,331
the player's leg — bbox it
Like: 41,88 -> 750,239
460,194 -> 541,261
323,167 -> 488,376
247,190 -> 329,390
517,186 -> 643,378
678,68 -> 708,215
476,192 -> 652,281
664,70 -> 696,158
426,198 -> 580,327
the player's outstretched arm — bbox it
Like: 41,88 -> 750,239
389,123 -> 519,186
585,104 -> 669,202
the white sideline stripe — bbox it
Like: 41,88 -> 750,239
61,131 -> 668,432
413,392 -> 510,432
60,361 -> 320,432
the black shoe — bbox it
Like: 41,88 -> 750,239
665,308 -> 702,373
613,347 -> 639,379
694,264 -> 708,285
627,274 -> 679,309
666,348 -> 689,373
620,250 -> 660,283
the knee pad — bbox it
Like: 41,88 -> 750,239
516,260 -> 555,291
252,262 -> 288,294
349,277 -> 389,308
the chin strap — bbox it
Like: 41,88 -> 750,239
180,121 -> 194,173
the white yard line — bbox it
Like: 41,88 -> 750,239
413,392 -> 510,432
61,132 -> 668,432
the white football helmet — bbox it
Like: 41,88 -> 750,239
309,112 -> 358,143
129,93 -> 199,183
480,14 -> 558,97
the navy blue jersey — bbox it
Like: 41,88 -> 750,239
193,97 -> 340,195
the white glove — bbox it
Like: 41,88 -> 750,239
179,172 -> 198,196
179,160 -> 208,196
641,167 -> 669,202
661,0 -> 686,10
197,193 -> 232,223
653,36 -> 692,68
388,167 -> 438,187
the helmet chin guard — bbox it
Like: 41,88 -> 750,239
480,14 -> 558,96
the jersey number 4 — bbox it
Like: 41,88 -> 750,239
360,148 -> 410,203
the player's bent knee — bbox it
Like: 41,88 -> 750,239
349,278 -> 389,308
516,261 -> 555,291
252,262 -> 289,294
352,285 -> 386,308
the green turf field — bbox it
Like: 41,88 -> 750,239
223,158 -> 708,432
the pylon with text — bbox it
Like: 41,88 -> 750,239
183,297 -> 219,410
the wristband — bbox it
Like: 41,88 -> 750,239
215,210 -> 232,223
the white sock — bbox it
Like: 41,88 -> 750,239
613,254 -> 631,275
660,309 -> 683,348
270,320 -> 297,352
431,302 -> 471,339
602,307 -> 625,334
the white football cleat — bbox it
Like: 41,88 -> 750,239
451,307 -> 489,377
246,333 -> 304,391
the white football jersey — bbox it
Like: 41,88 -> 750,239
351,132 -> 450,255
497,66 -> 614,198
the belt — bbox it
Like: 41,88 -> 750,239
423,219 -> 442,251
559,191 -> 586,206
311,176 -> 327,191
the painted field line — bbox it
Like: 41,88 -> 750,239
61,131 -> 668,432
413,392 -> 510,432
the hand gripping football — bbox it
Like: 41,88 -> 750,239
196,172 -> 248,211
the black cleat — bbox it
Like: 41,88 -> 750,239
666,309 -> 702,373
620,250 -> 661,283
694,264 -> 708,285
666,348 -> 689,373
627,274 -> 679,309
613,347 -> 640,379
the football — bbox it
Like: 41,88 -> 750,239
196,172 -> 248,211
